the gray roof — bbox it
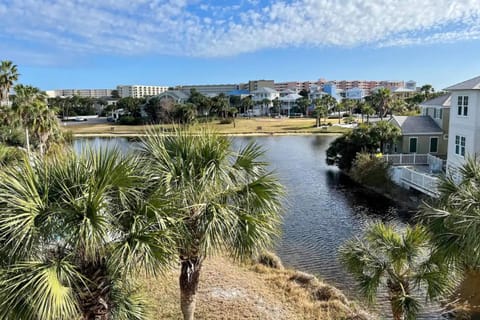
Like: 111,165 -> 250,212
155,90 -> 190,100
445,76 -> 480,90
420,94 -> 451,107
390,115 -> 443,135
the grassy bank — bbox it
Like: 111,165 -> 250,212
64,118 -> 352,136
140,255 -> 370,320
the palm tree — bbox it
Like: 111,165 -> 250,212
420,84 -> 434,100
297,97 -> 311,117
313,98 -> 327,127
370,120 -> 401,153
0,60 -> 19,105
373,88 -> 393,120
261,98 -> 271,116
361,103 -> 375,124
420,157 -> 480,266
0,148 -> 175,319
272,97 -> 281,115
139,129 -> 284,320
12,85 -> 60,155
340,222 -> 457,320
320,94 -> 337,122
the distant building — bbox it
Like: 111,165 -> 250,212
117,85 -> 168,98
45,89 -> 113,98
242,80 -> 275,92
405,80 -> 417,91
176,84 -> 239,97
345,87 -> 365,100
150,90 -> 190,104
251,87 -> 280,116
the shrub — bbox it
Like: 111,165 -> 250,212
219,118 -> 233,125
350,152 -> 391,188
118,115 -> 145,125
255,251 -> 283,269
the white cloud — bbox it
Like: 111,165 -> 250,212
2,0 -> 480,62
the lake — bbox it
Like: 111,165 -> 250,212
74,135 -> 445,319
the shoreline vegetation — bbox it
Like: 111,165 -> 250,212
142,253 -> 371,320
63,118 -> 353,137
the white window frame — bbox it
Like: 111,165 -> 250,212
457,96 -> 469,117
455,135 -> 466,157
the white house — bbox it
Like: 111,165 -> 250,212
251,87 -> 280,116
345,87 -> 364,100
445,76 -> 480,178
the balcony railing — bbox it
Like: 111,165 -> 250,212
400,167 -> 440,197
383,153 -> 445,173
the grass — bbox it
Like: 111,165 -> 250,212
139,255 -> 370,320
64,118 -> 352,136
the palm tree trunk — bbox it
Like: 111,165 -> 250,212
180,257 -> 202,320
79,263 -> 111,320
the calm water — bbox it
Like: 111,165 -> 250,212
74,136 -> 445,319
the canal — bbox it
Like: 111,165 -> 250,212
74,135 -> 445,319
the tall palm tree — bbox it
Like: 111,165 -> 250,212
139,129 -> 284,320
373,88 -> 393,120
361,103 -> 375,124
0,60 -> 19,105
313,98 -> 327,127
0,148 -> 175,319
12,85 -> 60,155
370,120 -> 401,153
340,222 -> 457,320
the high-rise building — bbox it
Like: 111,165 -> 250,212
117,85 -> 169,98
175,84 -> 239,96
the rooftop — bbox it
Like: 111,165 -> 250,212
445,75 -> 480,90
420,94 -> 451,107
390,115 -> 443,135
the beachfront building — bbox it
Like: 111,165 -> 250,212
176,84 -> 239,97
117,85 -> 168,98
444,76 -> 480,179
45,88 -> 113,98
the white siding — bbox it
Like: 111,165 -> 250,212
446,91 -> 480,173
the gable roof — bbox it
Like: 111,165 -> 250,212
445,76 -> 480,90
390,115 -> 443,135
154,90 -> 190,101
420,94 -> 451,108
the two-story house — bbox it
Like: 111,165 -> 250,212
444,76 -> 480,178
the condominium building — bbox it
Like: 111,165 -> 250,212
176,84 -> 239,97
45,89 -> 113,98
117,85 -> 169,98
240,80 -> 275,92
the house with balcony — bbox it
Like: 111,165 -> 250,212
385,94 -> 451,197
251,87 -> 280,116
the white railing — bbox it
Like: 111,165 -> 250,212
401,167 -> 440,197
383,154 -> 428,165
383,153 -> 445,172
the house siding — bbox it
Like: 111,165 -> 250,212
447,91 -> 480,172
396,135 -> 443,154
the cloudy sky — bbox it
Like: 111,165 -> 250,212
2,0 -> 480,90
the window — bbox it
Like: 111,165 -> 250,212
457,96 -> 469,116
430,137 -> 438,153
409,137 -> 417,153
455,135 -> 466,157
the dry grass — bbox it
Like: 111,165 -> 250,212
64,118 -> 352,136
139,255 -> 372,320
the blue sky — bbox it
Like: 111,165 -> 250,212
2,0 -> 480,91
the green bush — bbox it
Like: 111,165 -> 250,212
219,118 -> 233,125
350,152 -> 391,188
118,115 -> 145,125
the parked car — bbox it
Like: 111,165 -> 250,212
74,117 -> 88,122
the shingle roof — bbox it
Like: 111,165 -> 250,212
420,94 -> 451,107
445,76 -> 480,90
154,90 -> 190,100
390,116 -> 443,135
